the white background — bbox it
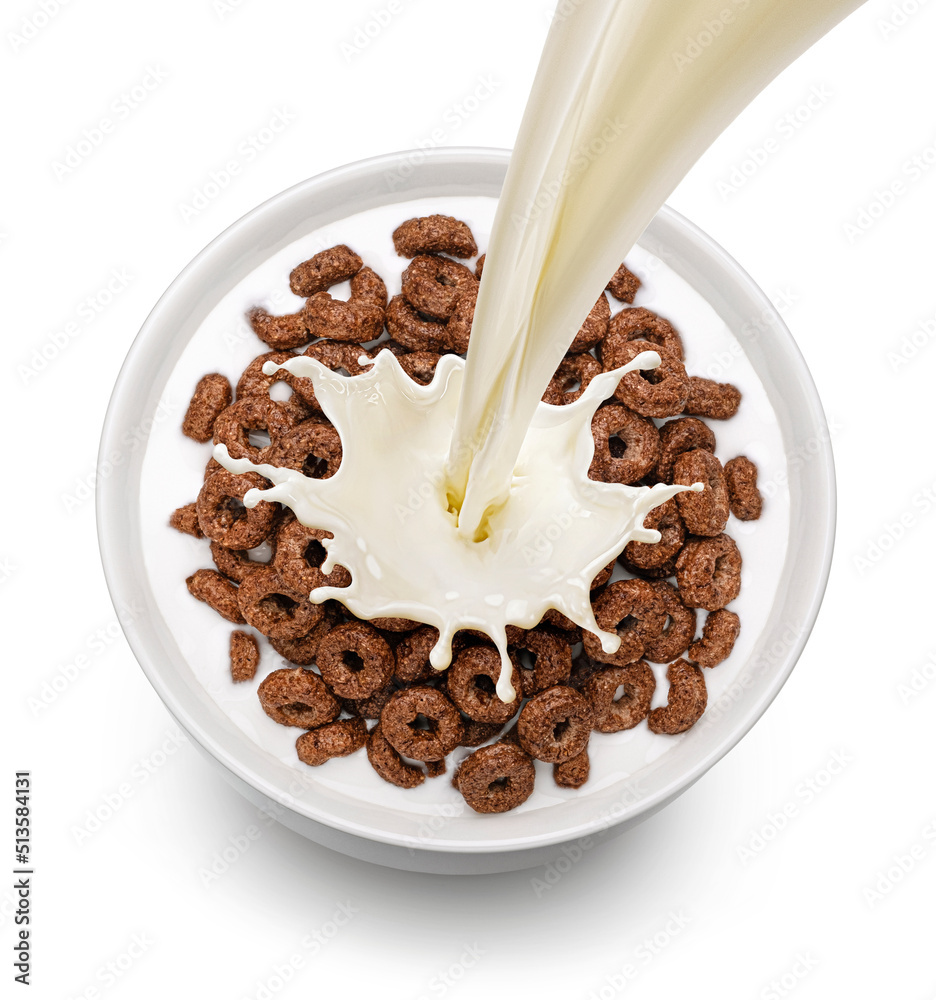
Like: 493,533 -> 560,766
4,0 -> 935,997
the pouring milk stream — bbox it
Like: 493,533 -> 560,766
217,0 -> 865,701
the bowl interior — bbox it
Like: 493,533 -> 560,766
98,147 -> 834,854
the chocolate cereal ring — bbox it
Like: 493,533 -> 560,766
273,516 -> 351,593
653,417 -> 717,484
446,646 -> 522,725
397,351 -> 443,385
443,281 -> 477,353
268,611 -> 337,665
380,686 -> 464,761
392,215 -> 478,259
675,534 -> 742,610
257,666 -> 339,728
621,499 -> 685,574
303,267 -> 387,343
210,539 -> 274,584
303,338 -> 374,376
583,578 -> 667,666
247,306 -> 311,351
386,294 -> 450,352
453,743 -> 535,814
724,456 -> 763,521
648,659 -> 707,734
229,630 -> 259,682
605,339 -> 689,418
673,449 -> 730,537
394,626 -> 439,684
583,661 -> 656,732
683,376 -> 741,420
509,628 -> 572,697
401,254 -> 478,320
316,621 -> 394,699
212,396 -> 297,463
289,244 -> 363,297
183,373 -> 232,443
237,566 -> 325,640
606,263 -> 641,304
186,568 -> 245,624
568,295 -> 611,354
553,750 -> 590,789
603,306 -> 684,360
517,685 -> 594,763
236,350 -> 318,413
543,353 -> 602,406
262,419 -> 342,480
689,609 -> 740,667
366,724 -> 426,788
196,471 -> 278,549
588,403 -> 661,484
642,580 -> 697,663
295,717 -> 368,766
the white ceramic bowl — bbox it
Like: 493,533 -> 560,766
97,148 -> 835,874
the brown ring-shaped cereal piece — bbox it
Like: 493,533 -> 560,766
273,516 -> 351,593
397,351 -> 443,386
296,716 -> 368,766
303,338 -> 374,376
673,449 -> 730,537
606,263 -> 641,304
689,609 -> 740,667
553,749 -> 590,789
648,659 -> 707,734
724,456 -> 762,520
262,419 -> 342,480
444,282 -> 477,353
583,661 -> 656,732
621,498 -> 685,572
508,628 -> 572,698
257,666 -> 340,728
642,580 -> 697,663
212,396 -> 298,463
401,254 -> 478,320
568,295 -> 611,354
229,630 -> 259,682
583,578 -> 667,666
196,471 -> 278,549
394,626 -> 440,684
386,294 -> 449,352
302,267 -> 387,344
379,686 -> 464,761
210,538 -> 275,584
186,569 -> 245,624
365,724 -> 426,788
453,742 -> 535,813
289,244 -> 363,297
603,306 -> 684,360
392,214 -> 478,259
588,403 -> 661,484
684,376 -> 741,420
268,612 -> 336,665
543,353 -> 602,406
605,339 -> 689,418
446,646 -> 522,725
247,306 -> 311,351
236,350 -> 318,413
653,417 -> 717,484
675,534 -> 742,611
517,685 -> 594,763
183,373 -> 232,443
316,621 -> 394,699
237,567 -> 325,640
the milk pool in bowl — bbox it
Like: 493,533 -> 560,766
98,149 -> 833,874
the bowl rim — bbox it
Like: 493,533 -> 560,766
97,145 -> 836,854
